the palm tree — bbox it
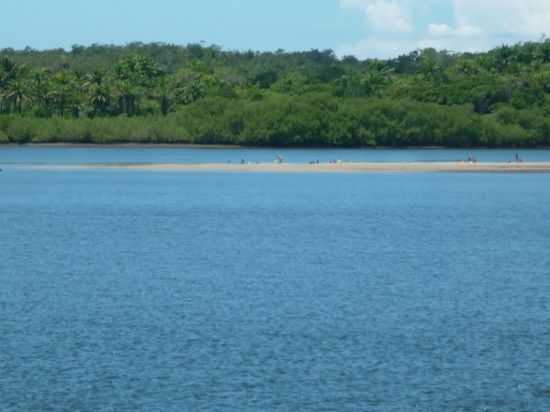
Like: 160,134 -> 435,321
110,54 -> 164,116
83,71 -> 111,117
29,69 -> 54,116
0,58 -> 26,113
49,71 -> 80,117
3,79 -> 29,114
0,60 -> 31,114
112,78 -> 140,116
0,57 -> 18,86
152,76 -> 173,116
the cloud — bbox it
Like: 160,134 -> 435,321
427,23 -> 481,38
453,0 -> 550,36
340,0 -> 412,33
427,23 -> 452,37
338,0 -> 550,59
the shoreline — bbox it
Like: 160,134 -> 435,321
2,143 -> 550,150
0,143 -> 244,149
18,162 -> 550,173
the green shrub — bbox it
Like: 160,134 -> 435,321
0,129 -> 8,143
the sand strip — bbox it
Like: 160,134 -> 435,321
17,161 -> 550,173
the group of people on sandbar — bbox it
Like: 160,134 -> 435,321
233,155 -> 285,164
462,152 -> 525,164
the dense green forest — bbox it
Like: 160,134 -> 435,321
2,41 -> 550,146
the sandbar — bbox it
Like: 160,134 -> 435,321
27,161 -> 550,173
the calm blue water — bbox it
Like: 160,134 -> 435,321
2,146 -> 550,168
2,150 -> 550,411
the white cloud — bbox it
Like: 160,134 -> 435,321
338,0 -> 550,59
453,0 -> 550,36
340,0 -> 412,33
427,24 -> 453,37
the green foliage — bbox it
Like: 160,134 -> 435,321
2,41 -> 550,146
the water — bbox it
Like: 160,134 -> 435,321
2,149 -> 550,411
2,146 -> 550,168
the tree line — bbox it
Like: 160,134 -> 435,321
1,41 -> 550,146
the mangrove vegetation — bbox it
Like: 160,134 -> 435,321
2,41 -> 550,146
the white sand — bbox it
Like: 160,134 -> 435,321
61,161 -> 550,173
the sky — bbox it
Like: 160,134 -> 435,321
2,0 -> 550,59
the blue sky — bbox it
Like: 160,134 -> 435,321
2,0 -> 550,58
